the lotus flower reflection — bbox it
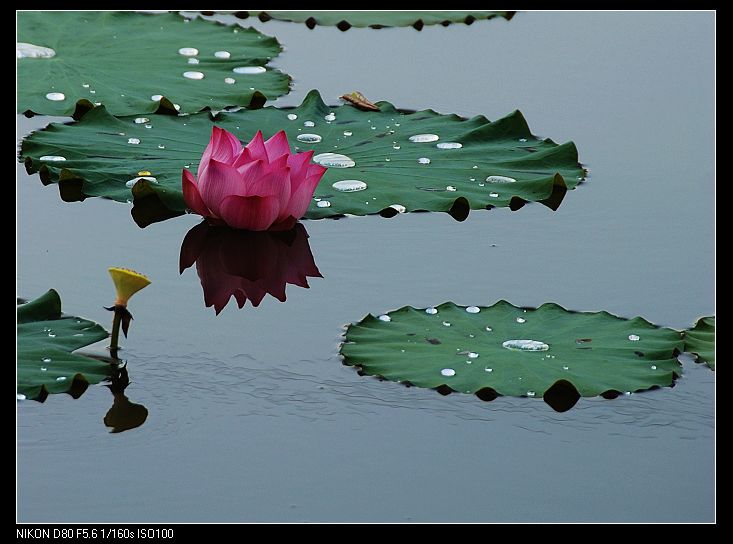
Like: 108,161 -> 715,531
182,127 -> 327,231
180,222 -> 322,314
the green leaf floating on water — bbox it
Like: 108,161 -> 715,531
20,90 -> 585,227
17,290 -> 111,402
17,11 -> 291,118
341,301 -> 684,410
683,316 -> 715,370
222,11 -> 515,31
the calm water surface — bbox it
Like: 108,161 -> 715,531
17,11 -> 714,522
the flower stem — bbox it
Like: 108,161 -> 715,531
110,307 -> 122,353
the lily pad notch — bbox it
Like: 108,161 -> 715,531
17,289 -> 113,402
340,301 -> 685,411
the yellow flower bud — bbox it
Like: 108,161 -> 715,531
108,267 -> 151,306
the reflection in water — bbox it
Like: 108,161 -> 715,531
104,364 -> 148,433
179,221 -> 322,314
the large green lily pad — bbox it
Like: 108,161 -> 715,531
341,301 -> 684,407
223,11 -> 515,31
20,90 -> 584,227
17,290 -> 112,401
683,316 -> 715,370
17,11 -> 290,118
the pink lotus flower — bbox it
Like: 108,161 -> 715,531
182,127 -> 327,231
179,221 -> 322,314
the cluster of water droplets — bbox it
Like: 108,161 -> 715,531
175,46 -> 267,88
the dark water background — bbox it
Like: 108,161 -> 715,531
17,11 -> 714,522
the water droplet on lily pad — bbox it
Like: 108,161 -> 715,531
42,357 -> 52,363
45,92 -> 65,101
628,334 -> 640,341
17,42 -> 56,59
516,317 -> 526,324
214,50 -> 231,59
324,112 -> 336,122
425,308 -> 438,315
313,153 -> 355,168
466,306 -> 480,314
151,94 -> 163,101
409,134 -> 439,143
502,339 -> 549,352
316,200 -> 331,208
389,204 -> 406,213
484,367 -> 493,373
442,321 -> 451,327
56,376 -> 67,382
134,117 -> 149,124
224,77 -> 236,84
233,66 -> 266,74
17,394 -> 26,401
489,192 -> 499,198
441,368 -> 456,377
467,352 -> 479,359
183,71 -> 204,80
343,131 -> 352,137
332,180 -> 367,192
39,156 -> 66,162
417,157 -> 431,165
127,138 -> 140,145
126,176 -> 157,188
651,365 -> 657,370
486,175 -> 516,184
378,315 -> 391,322
436,142 -> 462,149
287,113 -> 298,121
526,391 -> 536,397
446,186 -> 457,191
178,47 -> 199,56
297,133 -> 322,143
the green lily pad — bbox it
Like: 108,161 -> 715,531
683,316 -> 715,370
17,11 -> 291,118
341,301 -> 684,409
20,90 -> 584,227
17,290 -> 112,401
224,11 -> 515,31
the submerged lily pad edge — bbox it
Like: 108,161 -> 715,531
202,10 -> 516,31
